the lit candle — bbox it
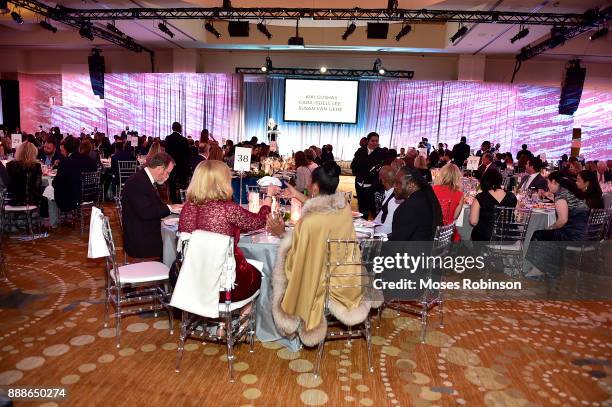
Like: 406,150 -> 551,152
290,198 -> 301,222
248,191 -> 260,213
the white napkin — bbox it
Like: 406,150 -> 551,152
257,176 -> 282,187
87,207 -> 110,259
455,206 -> 466,228
43,185 -> 55,201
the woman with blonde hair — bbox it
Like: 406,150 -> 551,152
6,141 -> 43,206
178,160 -> 271,303
432,162 -> 465,241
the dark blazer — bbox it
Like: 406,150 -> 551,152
390,189 -> 437,241
475,163 -> 498,181
164,132 -> 191,180
518,173 -> 548,191
52,153 -> 97,212
350,147 -> 385,185
451,142 -> 470,167
191,154 -> 205,173
6,161 -> 42,206
37,150 -> 64,168
121,169 -> 171,259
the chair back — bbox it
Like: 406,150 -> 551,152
81,171 -> 100,205
114,196 -> 123,231
118,160 -> 138,196
491,206 -> 532,244
432,223 -> 455,256
585,208 -> 608,241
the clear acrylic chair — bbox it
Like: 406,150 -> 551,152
381,223 -> 454,343
117,160 -> 138,198
3,172 -> 42,240
96,212 -> 174,348
79,171 -> 101,236
485,206 -> 532,277
0,190 -> 6,280
172,233 -> 260,382
313,237 -> 384,378
113,196 -> 127,265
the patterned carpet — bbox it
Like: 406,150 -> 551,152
0,207 -> 611,407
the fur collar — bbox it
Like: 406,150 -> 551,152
300,192 -> 347,219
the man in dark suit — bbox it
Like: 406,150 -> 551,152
121,152 -> 180,260
164,122 -> 190,204
191,144 -> 207,173
351,132 -> 386,220
52,136 -> 98,212
475,153 -> 497,181
516,144 -> 532,161
451,136 -> 470,167
518,157 -> 548,193
476,141 -> 491,157
37,138 -> 64,168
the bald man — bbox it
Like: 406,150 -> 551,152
374,165 -> 401,235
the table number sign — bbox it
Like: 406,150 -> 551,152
466,156 -> 480,171
11,134 -> 22,151
234,147 -> 252,172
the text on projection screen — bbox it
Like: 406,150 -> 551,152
284,79 -> 358,124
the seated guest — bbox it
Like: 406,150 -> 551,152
475,153 -> 496,180
145,140 -> 162,162
518,156 -> 548,193
525,171 -> 589,279
373,166 -> 401,235
428,150 -> 440,168
268,161 -> 374,346
414,155 -> 432,183
37,139 -> 63,168
493,153 -> 506,170
191,143 -> 208,173
469,169 -> 517,241
295,150 -> 319,193
596,161 -> 612,184
208,144 -> 224,161
567,158 -> 582,179
576,170 -> 603,209
53,136 -> 98,212
320,144 -> 334,163
390,167 -> 442,241
110,141 -> 135,192
122,152 -> 179,259
6,142 -> 42,206
80,138 -> 101,165
433,163 -> 465,242
0,160 -> 8,191
179,160 -> 270,302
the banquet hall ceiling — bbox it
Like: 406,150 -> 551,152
0,0 -> 610,59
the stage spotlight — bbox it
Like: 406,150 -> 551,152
395,24 -> 412,41
589,27 -> 608,41
320,66 -> 327,73
342,22 -> 356,40
257,22 -> 272,39
205,21 -> 221,38
450,26 -> 468,43
79,25 -> 94,41
378,68 -> 386,75
158,22 -> 175,38
40,21 -> 58,33
11,11 -> 24,25
549,26 -> 566,47
373,58 -> 382,72
510,28 -> 529,44
106,22 -> 125,37
261,56 -> 273,72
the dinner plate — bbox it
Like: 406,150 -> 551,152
163,218 -> 179,227
170,207 -> 182,214
351,211 -> 363,219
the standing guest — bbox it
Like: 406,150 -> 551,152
351,132 -> 385,219
390,167 -> 442,241
469,169 -> 517,242
399,147 -> 406,158
37,138 -> 63,168
428,150 -> 440,168
476,141 -> 491,157
518,156 -> 548,193
373,165 -> 401,235
200,129 -> 209,145
164,122 -> 191,204
191,143 -> 208,173
433,163 -> 465,242
414,155 -> 432,183
320,144 -> 334,163
179,160 -> 269,302
6,142 -> 42,206
525,171 -> 589,279
451,136 -> 471,167
516,144 -> 532,161
53,136 -> 97,213
576,170 -> 604,209
122,152 -> 180,260
596,161 -> 612,184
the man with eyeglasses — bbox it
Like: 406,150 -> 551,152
121,152 -> 182,260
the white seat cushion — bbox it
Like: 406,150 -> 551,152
565,246 -> 595,252
114,261 -> 170,284
5,205 -> 38,212
486,241 -> 522,251
219,290 -> 260,312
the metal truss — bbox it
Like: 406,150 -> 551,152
9,0 -> 154,56
9,3 -> 610,27
516,25 -> 595,62
235,68 -> 414,78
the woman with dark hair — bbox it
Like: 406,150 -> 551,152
469,169 -> 517,241
269,161 -> 376,347
576,170 -> 603,209
525,171 -> 590,279
295,150 -> 318,193
390,167 -> 443,241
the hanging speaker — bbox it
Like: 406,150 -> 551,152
367,23 -> 389,39
88,49 -> 105,99
228,21 -> 249,37
558,59 -> 585,115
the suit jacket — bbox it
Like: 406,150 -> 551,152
121,169 -> 171,259
52,153 -> 97,212
350,147 -> 385,185
164,132 -> 191,180
475,163 -> 497,181
191,154 -> 205,173
451,142 -> 470,167
37,151 -> 64,168
518,173 -> 548,191
390,189 -> 438,241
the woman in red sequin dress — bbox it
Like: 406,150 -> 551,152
178,160 -> 271,302
432,163 -> 465,242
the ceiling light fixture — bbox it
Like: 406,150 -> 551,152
79,25 -> 94,41
261,56 -> 273,72
257,22 -> 272,39
11,11 -> 24,25
288,19 -> 304,46
158,21 -> 175,38
106,22 -> 125,37
395,24 -> 412,41
589,26 -> 608,41
204,21 -> 221,38
0,0 -> 9,14
450,26 -> 468,43
342,22 -> 356,40
510,27 -> 529,43
40,20 -> 57,33
320,66 -> 327,73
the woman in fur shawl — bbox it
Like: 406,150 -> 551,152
268,161 -> 377,347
